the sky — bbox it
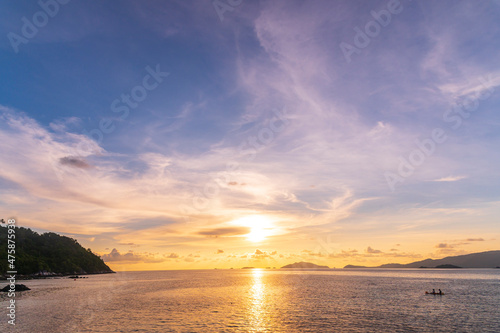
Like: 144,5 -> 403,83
1,0 -> 499,271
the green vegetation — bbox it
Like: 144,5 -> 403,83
0,226 -> 113,275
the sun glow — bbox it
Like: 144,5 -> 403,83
232,215 -> 275,242
248,225 -> 267,242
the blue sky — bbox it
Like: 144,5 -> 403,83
1,0 -> 499,269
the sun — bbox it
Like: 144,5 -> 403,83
247,224 -> 267,242
232,215 -> 274,242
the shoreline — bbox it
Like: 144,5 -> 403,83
0,270 -> 115,282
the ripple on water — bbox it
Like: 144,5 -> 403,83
0,269 -> 499,332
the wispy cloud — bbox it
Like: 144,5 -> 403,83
465,238 -> 484,242
432,175 -> 467,182
197,227 -> 250,237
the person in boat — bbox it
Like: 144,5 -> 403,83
438,289 -> 442,295
432,289 -> 436,294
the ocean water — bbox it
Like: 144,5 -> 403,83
1,269 -> 499,332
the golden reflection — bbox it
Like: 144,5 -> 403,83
248,268 -> 269,331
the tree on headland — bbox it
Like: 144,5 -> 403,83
0,225 -> 113,275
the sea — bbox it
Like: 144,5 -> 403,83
1,268 -> 499,332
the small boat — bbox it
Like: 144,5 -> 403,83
425,291 -> 445,295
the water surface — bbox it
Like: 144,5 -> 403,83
1,269 -> 499,332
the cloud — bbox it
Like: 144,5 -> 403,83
390,253 -> 422,259
166,253 -> 179,259
433,175 -> 467,182
0,107 -> 191,230
49,117 -> 82,132
366,246 -> 382,254
302,249 -> 324,257
59,156 -> 92,169
101,248 -> 165,263
217,249 -> 224,254
329,250 -> 359,258
465,238 -> 484,242
329,248 -> 421,260
435,243 -> 452,249
102,248 -> 139,262
441,238 -> 486,247
197,227 -> 250,237
227,182 -> 247,186
433,247 -> 463,256
251,249 -> 275,260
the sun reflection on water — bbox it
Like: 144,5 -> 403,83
248,268 -> 268,331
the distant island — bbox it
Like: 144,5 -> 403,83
281,262 -> 329,269
343,265 -> 368,269
343,250 -> 500,269
426,264 -> 462,269
0,225 -> 114,277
